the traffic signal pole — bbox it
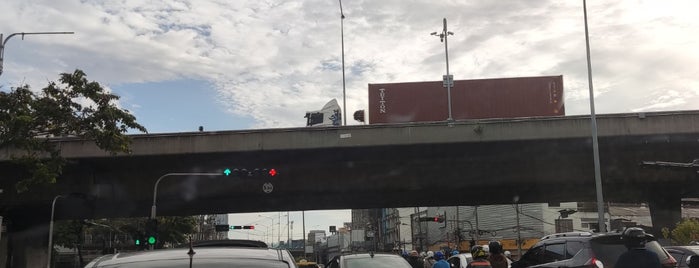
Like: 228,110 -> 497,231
149,172 -> 222,249
150,173 -> 222,219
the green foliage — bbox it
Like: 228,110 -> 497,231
662,227 -> 671,240
156,216 -> 199,246
0,69 -> 147,192
52,220 -> 84,248
53,216 -> 199,249
670,218 -> 699,245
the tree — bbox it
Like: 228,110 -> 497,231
53,216 -> 200,250
0,69 -> 147,192
670,218 -> 699,245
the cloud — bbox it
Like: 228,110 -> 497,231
0,0 -> 698,128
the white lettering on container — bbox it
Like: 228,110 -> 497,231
378,88 -> 387,114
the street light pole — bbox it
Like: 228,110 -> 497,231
338,0 -> 347,126
0,31 -> 74,77
583,0 -> 606,233
431,19 -> 454,121
48,193 -> 88,268
150,173 -> 221,219
47,195 -> 64,268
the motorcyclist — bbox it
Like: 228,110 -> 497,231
467,245 -> 492,268
615,227 -> 661,268
407,250 -> 424,268
423,251 -> 436,268
432,251 -> 450,268
487,241 -> 508,268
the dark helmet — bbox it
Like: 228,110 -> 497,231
434,251 -> 445,260
471,245 -> 487,259
622,227 -> 647,248
488,241 -> 503,255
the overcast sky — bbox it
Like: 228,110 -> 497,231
2,0 -> 698,241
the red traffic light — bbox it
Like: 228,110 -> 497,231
243,225 -> 255,230
434,217 -> 439,222
269,169 -> 277,177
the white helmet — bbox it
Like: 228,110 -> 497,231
426,251 -> 434,258
504,251 -> 512,257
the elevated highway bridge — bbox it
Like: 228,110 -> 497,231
1,110 -> 699,233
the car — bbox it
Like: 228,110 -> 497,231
84,246 -> 298,267
326,253 -> 412,268
447,252 -> 473,268
297,258 -> 323,268
665,245 -> 699,268
510,231 -> 676,268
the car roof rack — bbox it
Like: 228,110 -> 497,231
177,239 -> 268,248
541,231 -> 593,240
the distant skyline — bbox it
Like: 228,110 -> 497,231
1,0 -> 697,240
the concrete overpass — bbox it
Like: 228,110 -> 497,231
2,110 -> 699,228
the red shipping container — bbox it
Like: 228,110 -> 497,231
368,75 -> 564,124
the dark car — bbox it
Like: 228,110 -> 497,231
665,246 -> 699,268
511,231 -> 676,268
326,253 -> 412,268
84,247 -> 298,268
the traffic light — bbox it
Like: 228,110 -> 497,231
145,219 -> 158,246
433,215 -> 444,223
230,225 -> 255,230
223,168 -> 278,177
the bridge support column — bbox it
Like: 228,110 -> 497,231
648,196 -> 681,238
4,219 -> 50,268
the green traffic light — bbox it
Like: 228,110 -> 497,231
135,239 -> 141,245
148,236 -> 156,245
224,168 -> 231,176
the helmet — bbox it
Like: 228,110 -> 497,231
488,241 -> 503,255
410,250 -> 419,257
401,251 -> 409,257
426,251 -> 434,258
622,227 -> 647,249
434,251 -> 445,260
451,250 -> 460,256
504,251 -> 512,258
471,245 -> 487,259
420,251 -> 427,257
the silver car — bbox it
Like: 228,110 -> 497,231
326,253 -> 412,268
84,247 -> 298,268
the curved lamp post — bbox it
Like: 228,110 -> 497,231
0,31 -> 74,77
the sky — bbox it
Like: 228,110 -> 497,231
1,0 -> 698,241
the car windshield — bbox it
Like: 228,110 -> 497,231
1,1 -> 698,268
590,239 -> 668,267
343,255 -> 411,268
93,259 -> 291,268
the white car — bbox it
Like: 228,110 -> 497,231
447,253 -> 473,268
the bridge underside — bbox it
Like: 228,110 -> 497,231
3,133 -> 698,225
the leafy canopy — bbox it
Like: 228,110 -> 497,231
0,69 -> 147,192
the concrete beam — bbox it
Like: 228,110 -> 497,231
2,110 -> 699,160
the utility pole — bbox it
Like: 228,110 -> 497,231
431,18 -> 455,121
515,204 -> 522,259
474,206 -> 480,242
338,0 -> 347,125
302,211 -> 306,257
583,0 -> 606,233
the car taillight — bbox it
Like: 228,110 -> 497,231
661,254 -> 677,268
584,256 -> 604,268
